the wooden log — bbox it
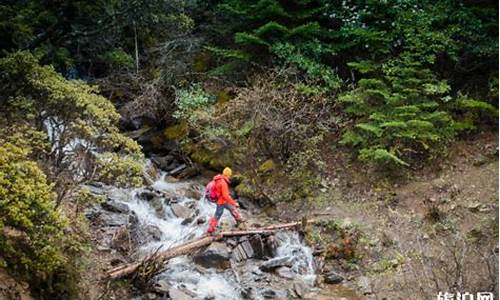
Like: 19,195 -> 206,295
106,219 -> 317,279
107,236 -> 219,279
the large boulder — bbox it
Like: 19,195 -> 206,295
170,203 -> 194,219
193,242 -> 231,269
101,200 -> 130,214
260,256 -> 294,272
169,288 -> 192,300
261,288 -> 287,299
144,224 -> 163,241
276,266 -> 295,279
150,154 -> 175,171
96,212 -> 130,227
324,270 -> 344,284
232,235 -> 276,262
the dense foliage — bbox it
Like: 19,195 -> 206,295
0,52 -> 143,296
0,142 -> 81,296
206,0 -> 498,166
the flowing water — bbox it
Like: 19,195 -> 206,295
110,167 -> 318,299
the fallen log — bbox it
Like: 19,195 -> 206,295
106,219 -> 317,279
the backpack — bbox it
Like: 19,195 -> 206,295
204,180 -> 219,203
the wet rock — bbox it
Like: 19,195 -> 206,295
149,197 -> 166,218
170,203 -> 194,219
107,188 -> 131,202
151,154 -> 175,171
293,282 -> 307,299
97,212 -> 130,227
260,256 -> 294,271
111,226 -> 132,252
196,217 -> 206,225
84,207 -> 101,221
101,200 -> 130,214
168,164 -> 187,176
276,266 -> 295,279
232,235 -> 275,262
225,238 -> 238,248
144,224 -> 163,241
232,240 -> 254,262
357,276 -> 373,295
152,279 -> 170,294
82,183 -> 108,195
183,187 -> 203,200
169,288 -> 193,300
324,270 -> 344,284
193,242 -> 231,269
138,190 -> 162,201
181,216 -> 194,225
261,288 -> 287,299
177,166 -> 200,179
145,292 -> 158,300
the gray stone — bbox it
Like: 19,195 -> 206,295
261,288 -> 287,299
260,256 -> 294,271
138,190 -> 162,201
101,200 -> 130,214
151,154 -> 175,171
357,276 -> 373,295
193,242 -> 231,269
324,270 -> 344,284
144,224 -> 162,241
169,288 -> 193,300
150,197 -> 167,218
168,164 -> 187,176
170,203 -> 194,219
276,266 -> 295,279
181,216 -> 194,225
152,279 -> 170,294
82,183 -> 108,195
293,282 -> 307,299
97,212 -> 129,226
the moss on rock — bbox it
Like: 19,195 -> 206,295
164,122 -> 188,140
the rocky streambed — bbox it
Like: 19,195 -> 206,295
84,161 -> 360,300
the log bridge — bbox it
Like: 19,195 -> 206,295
107,219 -> 316,279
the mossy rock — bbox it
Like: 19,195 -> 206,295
185,143 -> 232,170
258,159 -> 275,174
234,178 -> 256,198
164,122 -> 188,140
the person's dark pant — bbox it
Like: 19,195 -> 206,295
214,204 -> 241,221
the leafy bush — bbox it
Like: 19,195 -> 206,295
98,48 -> 134,70
177,71 -> 333,201
0,142 -> 82,296
173,86 -> 214,126
0,51 -> 144,200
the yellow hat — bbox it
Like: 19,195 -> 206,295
223,167 -> 232,177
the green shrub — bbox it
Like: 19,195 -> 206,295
0,51 -> 144,195
0,142 -> 81,296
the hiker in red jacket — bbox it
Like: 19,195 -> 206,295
206,167 -> 244,234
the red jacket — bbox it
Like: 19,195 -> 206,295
213,174 -> 237,206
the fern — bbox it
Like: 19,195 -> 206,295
359,148 -> 410,167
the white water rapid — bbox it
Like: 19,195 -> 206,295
107,165 -> 317,299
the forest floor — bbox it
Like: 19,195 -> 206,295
274,131 -> 499,299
